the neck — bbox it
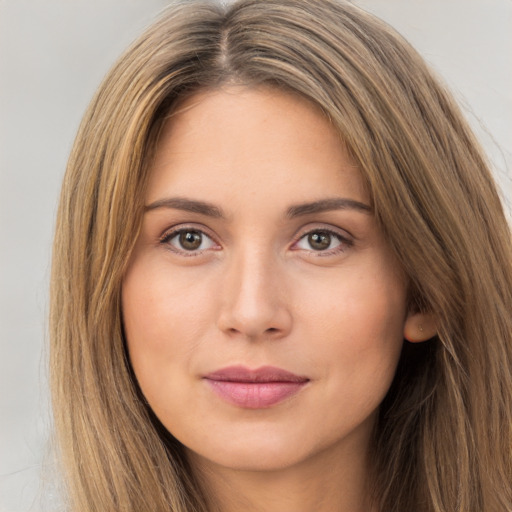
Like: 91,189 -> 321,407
188,439 -> 376,512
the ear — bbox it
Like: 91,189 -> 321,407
403,311 -> 437,343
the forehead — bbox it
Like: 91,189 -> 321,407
146,86 -> 368,210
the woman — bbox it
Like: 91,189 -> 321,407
50,0 -> 512,510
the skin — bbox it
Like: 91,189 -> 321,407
122,86 -> 433,512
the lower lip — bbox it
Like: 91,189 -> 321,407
205,379 -> 307,409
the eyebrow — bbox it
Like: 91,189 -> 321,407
286,197 -> 372,218
145,197 -> 225,218
144,196 -> 372,218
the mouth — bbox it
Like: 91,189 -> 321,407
203,365 -> 310,409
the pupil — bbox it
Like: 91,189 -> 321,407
180,231 -> 202,250
309,232 -> 331,250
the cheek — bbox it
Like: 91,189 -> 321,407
306,267 -> 406,336
123,257 -> 211,341
301,265 -> 406,394
121,258 -> 213,396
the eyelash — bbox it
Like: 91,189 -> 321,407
159,225 -> 353,257
159,225 -> 220,257
292,228 -> 353,256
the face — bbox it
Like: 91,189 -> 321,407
122,86 -> 410,473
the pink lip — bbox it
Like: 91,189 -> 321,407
203,366 -> 309,409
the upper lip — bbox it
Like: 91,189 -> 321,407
203,365 -> 309,383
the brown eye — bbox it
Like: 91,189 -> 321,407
308,232 -> 332,250
293,228 -> 349,255
162,228 -> 217,254
179,230 -> 203,250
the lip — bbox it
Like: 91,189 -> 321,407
203,365 -> 310,409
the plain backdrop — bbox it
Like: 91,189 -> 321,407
0,1 -> 510,511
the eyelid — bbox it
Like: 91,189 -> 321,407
290,224 -> 354,255
159,224 -> 221,255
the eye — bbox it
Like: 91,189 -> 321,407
293,229 -> 351,254
161,228 -> 218,254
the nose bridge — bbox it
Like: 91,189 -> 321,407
218,243 -> 291,339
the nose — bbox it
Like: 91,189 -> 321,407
217,248 -> 293,341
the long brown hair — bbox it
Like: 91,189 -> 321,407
50,1 -> 512,510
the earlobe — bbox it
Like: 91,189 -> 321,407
403,311 -> 437,343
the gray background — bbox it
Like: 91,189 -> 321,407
1,1 -> 510,511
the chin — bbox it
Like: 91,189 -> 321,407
185,430 -> 314,472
